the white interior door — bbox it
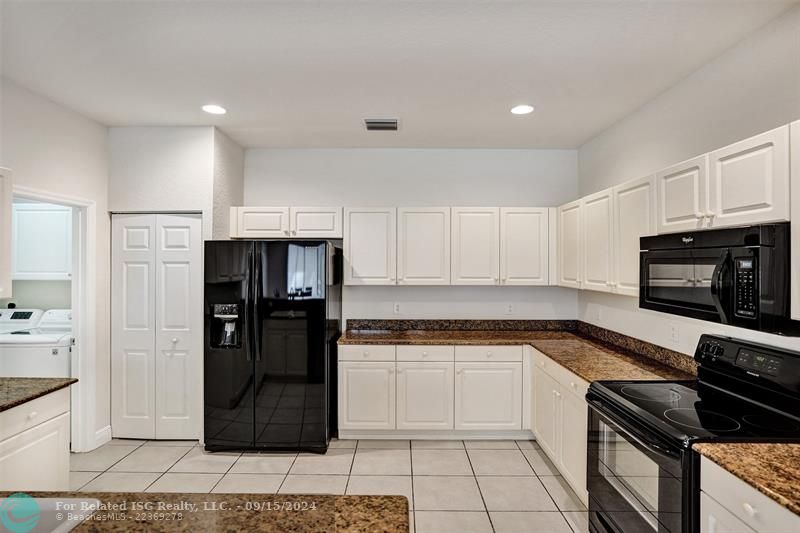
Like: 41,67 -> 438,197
153,213 -> 202,439
451,207 -> 499,285
397,207 -> 450,285
112,214 -> 157,439
613,176 -> 656,296
0,168 -> 11,299
656,155 -> 708,233
500,207 -> 549,286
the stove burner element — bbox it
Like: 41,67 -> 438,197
620,385 -> 682,403
742,414 -> 800,433
664,408 -> 741,432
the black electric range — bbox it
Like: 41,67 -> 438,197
586,334 -> 800,533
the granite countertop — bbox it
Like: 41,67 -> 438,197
693,443 -> 800,516
339,329 -> 692,382
6,493 -> 408,532
0,377 -> 77,413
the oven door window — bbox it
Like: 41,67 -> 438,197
589,410 -> 683,533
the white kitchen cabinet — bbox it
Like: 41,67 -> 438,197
344,208 -> 397,285
12,202 -> 72,280
701,456 -> 799,533
397,207 -> 450,285
557,200 -> 582,289
500,207 -> 549,286
707,125 -> 790,228
396,361 -> 454,430
612,175 -> 657,296
338,361 -> 396,430
111,213 -> 203,440
234,207 -> 290,237
532,364 -> 559,460
791,121 -> 800,321
0,168 -> 12,298
454,361 -> 521,430
451,207 -> 500,285
0,387 -> 71,491
656,155 -> 709,233
231,206 -> 342,238
582,188 -> 614,293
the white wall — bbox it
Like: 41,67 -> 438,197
108,127 -> 215,237
1,280 -> 71,309
245,148 -> 580,323
212,129 -> 244,239
577,6 -> 800,354
0,77 -> 111,433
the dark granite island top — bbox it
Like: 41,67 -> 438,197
0,377 -> 77,413
5,493 -> 408,532
693,443 -> 800,517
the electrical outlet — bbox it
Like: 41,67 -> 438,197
393,302 -> 401,314
506,304 -> 513,315
671,325 -> 680,344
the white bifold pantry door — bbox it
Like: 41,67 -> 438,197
111,213 -> 202,439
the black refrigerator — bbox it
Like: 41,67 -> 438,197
203,240 -> 342,453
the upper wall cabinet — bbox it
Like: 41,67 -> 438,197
500,208 -> 550,286
581,189 -> 614,292
791,121 -> 800,321
230,207 -> 342,239
0,168 -> 12,298
397,207 -> 450,285
707,125 -> 790,228
13,203 -> 72,281
557,200 -> 582,289
656,155 -> 708,234
451,207 -> 500,285
344,208 -> 397,285
613,175 -> 656,297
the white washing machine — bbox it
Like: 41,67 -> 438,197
0,309 -> 73,377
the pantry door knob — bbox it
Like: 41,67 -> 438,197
171,337 -> 178,344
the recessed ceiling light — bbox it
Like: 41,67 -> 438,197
510,104 -> 534,115
202,104 -> 227,115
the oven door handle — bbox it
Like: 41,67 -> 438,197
589,399 -> 680,460
710,249 -> 732,324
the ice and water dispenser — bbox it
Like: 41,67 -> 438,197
210,303 -> 242,348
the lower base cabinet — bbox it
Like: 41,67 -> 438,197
397,362 -> 454,430
531,349 -> 590,506
338,361 -> 396,430
0,388 -> 71,491
455,362 -> 522,430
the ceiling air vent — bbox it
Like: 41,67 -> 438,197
365,118 -> 398,131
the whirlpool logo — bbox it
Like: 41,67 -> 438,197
0,493 -> 40,533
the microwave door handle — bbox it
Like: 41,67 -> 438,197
710,250 -> 732,324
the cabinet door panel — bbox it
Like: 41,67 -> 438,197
582,189 -> 614,292
290,207 -> 342,238
454,362 -> 521,430
559,388 -> 589,506
656,155 -> 707,233
532,367 -> 558,460
344,208 -> 397,285
708,125 -> 790,227
451,207 -> 499,285
613,176 -> 656,296
500,208 -> 549,286
397,207 -> 450,285
791,121 -> 800,321
12,203 -> 72,280
0,169 -> 11,298
700,493 -> 756,533
0,413 -> 70,491
338,362 -> 396,430
397,362 -> 454,430
557,200 -> 582,289
236,207 -> 289,238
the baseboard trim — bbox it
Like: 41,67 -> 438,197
338,430 -> 535,440
94,425 -> 112,448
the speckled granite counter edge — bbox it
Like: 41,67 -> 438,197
0,377 -> 78,413
342,319 -> 697,376
693,443 -> 800,517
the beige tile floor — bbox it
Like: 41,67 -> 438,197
70,439 -> 588,533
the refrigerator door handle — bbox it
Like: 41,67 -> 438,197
244,248 -> 253,362
253,246 -> 262,361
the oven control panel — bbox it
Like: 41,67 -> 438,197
734,257 -> 757,319
735,349 -> 782,376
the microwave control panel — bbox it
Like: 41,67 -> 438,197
734,257 -> 757,318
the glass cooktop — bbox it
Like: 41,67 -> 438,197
595,380 -> 800,443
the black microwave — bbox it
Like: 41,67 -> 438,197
639,223 -> 798,336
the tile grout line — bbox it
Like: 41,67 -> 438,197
140,443 -> 197,492
276,451 -> 301,494
409,439 -> 415,526
343,439 -> 359,495
464,443 -> 495,533
208,451 -> 244,493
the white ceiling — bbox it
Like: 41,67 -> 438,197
1,1 -> 794,148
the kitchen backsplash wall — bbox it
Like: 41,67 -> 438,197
0,280 -> 71,311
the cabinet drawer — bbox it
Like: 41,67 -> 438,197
0,388 -> 70,442
0,412 -> 70,491
702,456 -> 799,533
456,345 -> 522,362
532,348 -> 553,373
339,344 -> 396,361
397,345 -> 454,362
